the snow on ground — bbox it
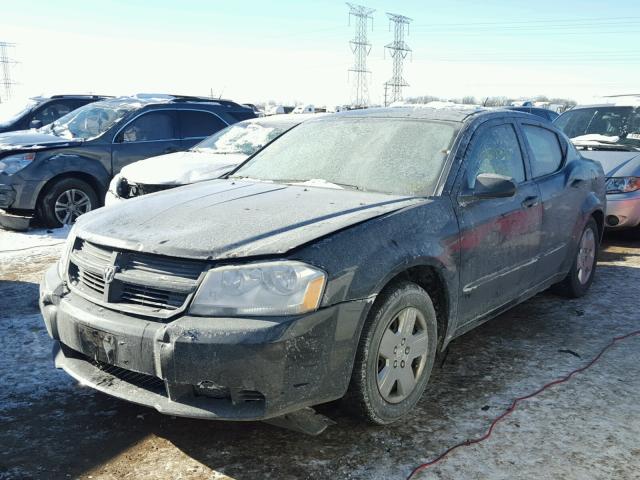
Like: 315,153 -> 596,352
0,227 -> 639,479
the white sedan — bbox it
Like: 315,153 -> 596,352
105,114 -> 319,205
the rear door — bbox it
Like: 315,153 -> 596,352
453,119 -> 542,325
518,121 -> 578,281
110,109 -> 180,174
177,110 -> 229,150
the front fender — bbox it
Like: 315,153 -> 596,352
292,198 -> 461,342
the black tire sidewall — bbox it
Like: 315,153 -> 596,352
39,178 -> 98,228
359,282 -> 437,424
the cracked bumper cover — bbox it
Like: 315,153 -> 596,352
39,264 -> 370,421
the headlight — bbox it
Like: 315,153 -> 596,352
108,174 -> 130,198
605,176 -> 640,194
0,152 -> 36,175
190,261 -> 326,317
57,225 -> 77,279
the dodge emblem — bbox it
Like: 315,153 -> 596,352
103,265 -> 117,284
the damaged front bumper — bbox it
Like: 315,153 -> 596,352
605,191 -> 640,228
39,264 -> 369,423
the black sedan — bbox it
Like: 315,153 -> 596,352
40,106 -> 605,431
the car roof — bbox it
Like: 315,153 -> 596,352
309,104 -> 497,123
568,102 -> 640,109
91,94 -> 249,110
30,94 -> 111,101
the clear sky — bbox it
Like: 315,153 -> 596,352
2,0 -> 639,106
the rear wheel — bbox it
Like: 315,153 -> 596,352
38,178 -> 98,228
553,218 -> 599,298
346,281 -> 437,424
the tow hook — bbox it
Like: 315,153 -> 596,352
263,407 -> 336,435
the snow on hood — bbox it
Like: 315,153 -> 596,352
0,130 -> 82,151
75,180 -> 423,260
119,151 -> 248,185
571,134 -> 621,144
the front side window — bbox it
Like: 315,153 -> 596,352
466,123 -> 525,188
233,118 -> 457,196
32,102 -> 72,125
179,111 -> 227,139
121,111 -> 175,143
523,125 -> 563,178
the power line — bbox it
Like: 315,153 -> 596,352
347,2 -> 375,108
384,13 -> 412,106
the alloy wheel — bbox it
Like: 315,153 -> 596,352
576,227 -> 596,284
376,307 -> 430,404
54,189 -> 92,225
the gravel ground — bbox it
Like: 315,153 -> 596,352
0,227 -> 639,480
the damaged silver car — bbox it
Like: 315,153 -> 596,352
40,106 -> 605,433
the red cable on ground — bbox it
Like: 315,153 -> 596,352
407,329 -> 640,480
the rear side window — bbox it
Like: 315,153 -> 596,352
121,111 -> 175,143
523,125 -> 563,177
466,123 -> 526,188
179,111 -> 227,139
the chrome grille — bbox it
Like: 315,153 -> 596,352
68,239 -> 207,319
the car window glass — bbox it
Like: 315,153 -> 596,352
179,111 -> 227,139
32,102 -> 73,125
466,123 -> 525,188
122,111 -> 175,143
523,125 -> 563,177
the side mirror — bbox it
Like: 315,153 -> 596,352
471,173 -> 517,199
29,119 -> 43,129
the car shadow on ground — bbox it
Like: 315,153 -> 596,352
2,259 -> 638,479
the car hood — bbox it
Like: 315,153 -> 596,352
77,180 -> 424,260
579,150 -> 640,177
120,151 -> 247,185
0,129 -> 82,152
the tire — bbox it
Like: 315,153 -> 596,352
346,281 -> 438,425
38,178 -> 99,228
553,218 -> 599,298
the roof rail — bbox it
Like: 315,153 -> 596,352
49,94 -> 113,99
169,95 -> 244,108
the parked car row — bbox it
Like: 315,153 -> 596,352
0,94 -> 256,229
38,104 -> 605,432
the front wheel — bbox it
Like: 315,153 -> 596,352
38,178 -> 98,228
553,218 -> 599,298
346,281 -> 438,425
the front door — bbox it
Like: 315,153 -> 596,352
454,121 -> 543,325
111,110 -> 181,174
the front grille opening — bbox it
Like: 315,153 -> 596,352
237,390 -> 265,403
67,238 -> 207,319
121,284 -> 187,311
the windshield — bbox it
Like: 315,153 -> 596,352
555,106 -> 640,148
232,118 -> 457,196
0,98 -> 38,125
194,121 -> 293,155
48,101 -> 135,140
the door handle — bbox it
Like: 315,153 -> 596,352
571,178 -> 585,188
521,196 -> 539,208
